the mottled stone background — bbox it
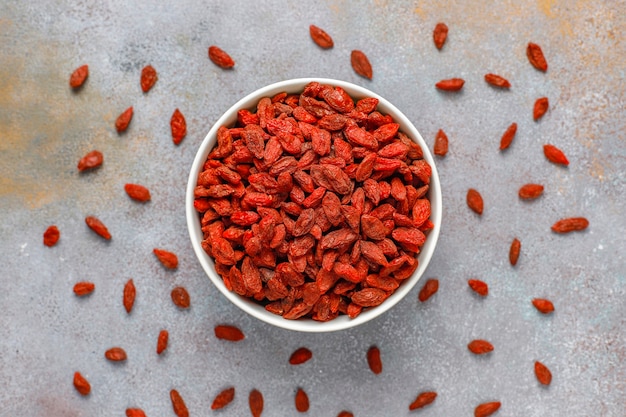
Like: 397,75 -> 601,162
0,1 -> 624,416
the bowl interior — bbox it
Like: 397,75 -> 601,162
186,78 -> 442,332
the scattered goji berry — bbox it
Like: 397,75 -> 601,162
115,106 -> 134,133
85,216 -> 111,239
468,339 -> 494,354
466,188 -> 484,215
433,23 -> 448,49
73,282 -> 95,297
418,279 -> 439,302
484,73 -> 511,88
527,42 -> 548,72
157,329 -> 169,354
543,144 -> 569,166
367,345 -> 383,374
351,50 -> 373,79
509,238 -> 521,266
170,389 -> 189,417
209,45 -> 235,68
532,298 -> 554,314
289,347 -> 313,365
499,123 -> 517,150
124,183 -> 151,202
337,411 -> 354,417
310,25 -> 334,49
171,287 -> 190,309
140,65 -> 157,92
154,248 -> 179,269
69,65 -> 89,89
126,409 -> 147,417
409,391 -> 437,410
123,279 -> 135,314
518,184 -> 544,199
105,347 -> 127,362
214,324 -> 245,341
249,389 -> 264,417
435,78 -> 465,91
73,371 -> 91,396
468,279 -> 488,296
551,217 -> 588,233
77,150 -> 103,171
475,401 -> 501,417
533,97 -> 549,121
534,361 -> 552,385
433,129 -> 448,156
171,108 -> 187,145
211,387 -> 235,410
295,388 -> 310,412
43,225 -> 60,247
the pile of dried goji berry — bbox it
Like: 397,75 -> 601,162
194,80 -> 434,321
43,20 -> 589,417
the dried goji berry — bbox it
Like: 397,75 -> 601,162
140,64 -> 157,92
85,216 -> 111,239
124,183 -> 151,202
367,345 -> 382,374
475,401 -> 501,417
170,389 -> 189,417
209,45 -> 235,68
533,97 -> 549,121
171,108 -> 187,145
534,361 -> 552,385
504,240 -> 519,269
153,248 -> 178,269
310,25 -> 334,49
527,42 -> 548,72
77,150 -> 103,171
123,279 -> 135,314
115,106 -> 134,133
105,347 -> 127,361
289,347 -> 313,365
69,65 -> 89,89
214,324 -> 245,341
499,123 -> 517,150
249,389 -> 264,417
157,329 -> 169,354
43,225 -> 60,247
543,144 -> 569,166
518,184 -> 544,199
295,388 -> 310,412
551,217 -> 588,233
468,339 -> 494,354
337,411 -> 354,417
468,279 -> 488,296
484,73 -> 511,88
435,78 -> 464,91
211,387 -> 235,410
532,298 -> 554,314
171,287 -> 190,309
73,281 -> 95,297
73,371 -> 91,396
466,188 -> 484,215
418,278 -> 439,302
409,391 -> 437,410
433,22 -> 448,49
126,409 -> 146,417
351,50 -> 373,79
433,129 -> 448,156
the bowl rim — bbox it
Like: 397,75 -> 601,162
186,77 -> 442,332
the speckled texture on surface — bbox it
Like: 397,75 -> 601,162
1,1 -> 625,416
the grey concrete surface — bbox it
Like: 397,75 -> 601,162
1,1 -> 624,416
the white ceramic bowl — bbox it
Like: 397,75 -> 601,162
186,78 -> 441,332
